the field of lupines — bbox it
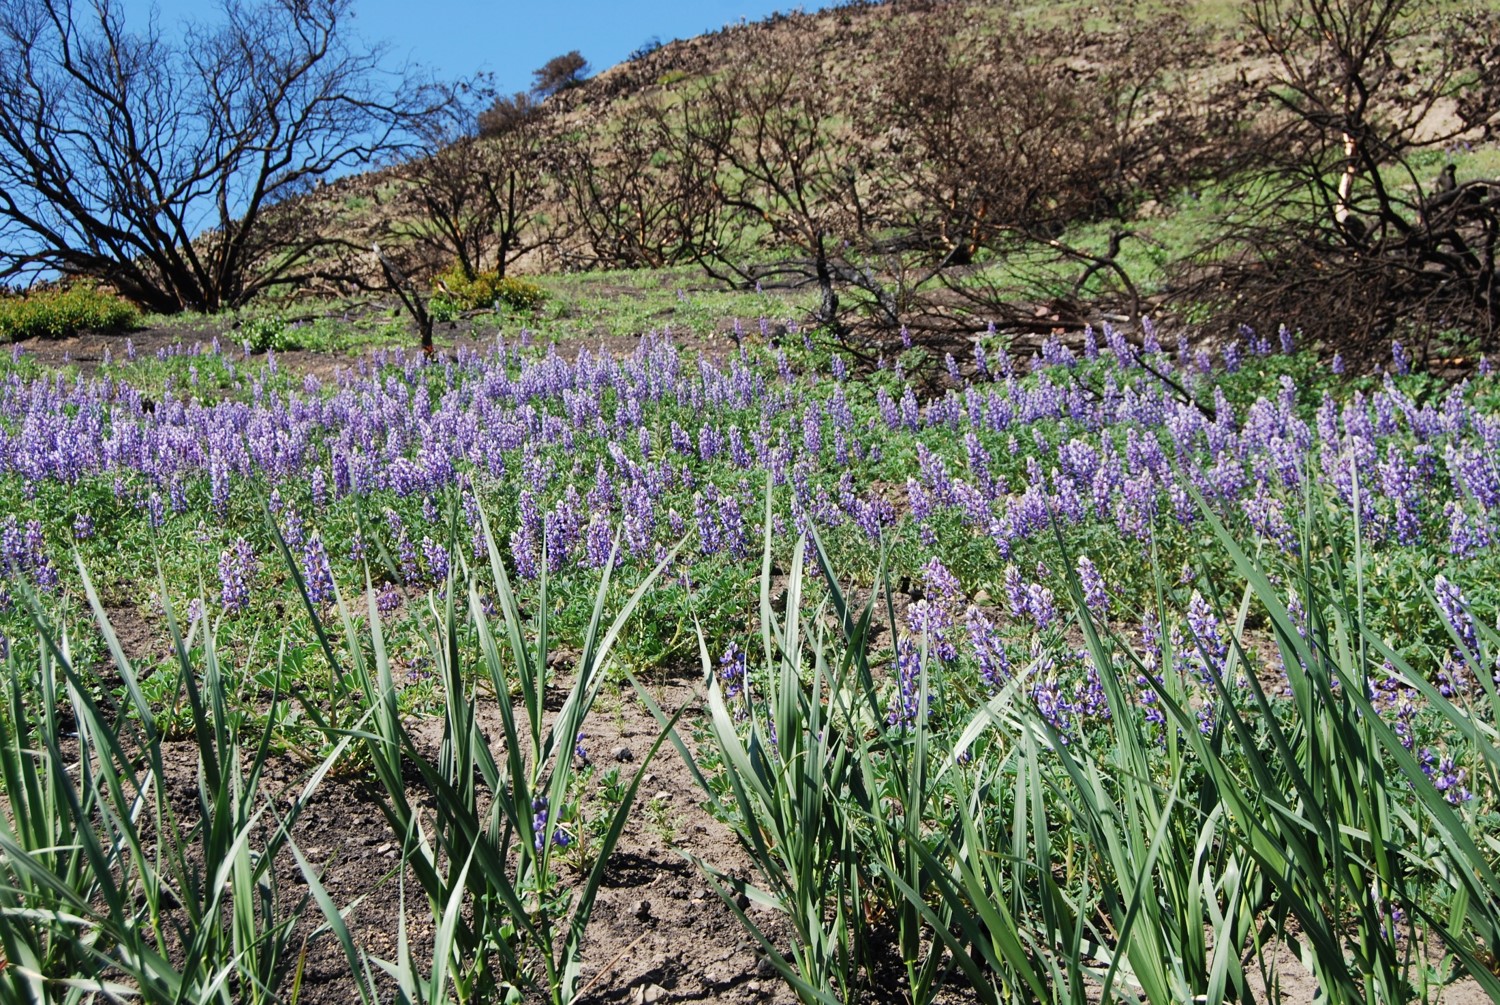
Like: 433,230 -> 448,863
2,319 -> 1499,1004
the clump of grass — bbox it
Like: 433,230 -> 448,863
0,283 -> 137,340
0,559 -> 351,1003
298,511 -> 685,1005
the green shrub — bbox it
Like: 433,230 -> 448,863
0,284 -> 137,340
241,313 -> 291,352
434,265 -> 546,312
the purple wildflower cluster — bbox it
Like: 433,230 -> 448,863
217,538 -> 258,614
0,517 -> 56,591
0,324 -> 1492,770
0,322 -> 1485,605
531,792 -> 571,851
1421,749 -> 1473,805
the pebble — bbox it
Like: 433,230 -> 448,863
613,745 -> 634,762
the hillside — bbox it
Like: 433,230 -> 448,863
283,0 -> 1499,367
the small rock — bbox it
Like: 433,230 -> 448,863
633,898 -> 652,921
973,588 -> 991,604
755,956 -> 777,978
375,842 -> 394,855
652,790 -> 671,802
613,745 -> 634,763
631,982 -> 668,1004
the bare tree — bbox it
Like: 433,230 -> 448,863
395,98 -> 554,280
1178,0 -> 1500,359
477,91 -> 542,138
551,96 -> 736,272
675,31 -> 867,330
0,0 -> 438,312
859,2 -> 1238,331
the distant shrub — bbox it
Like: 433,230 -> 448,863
657,69 -> 689,87
434,266 -> 546,313
242,314 -> 292,352
0,284 -> 137,341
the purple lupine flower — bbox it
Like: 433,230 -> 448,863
310,467 -> 329,509
888,638 -> 925,729
1223,341 -> 1241,373
1004,564 -> 1026,620
1332,352 -> 1345,374
719,491 -> 747,558
920,558 -> 962,606
1434,575 -> 1478,655
1184,591 -> 1228,679
510,524 -> 539,580
282,509 -> 306,551
302,534 -> 334,606
1025,583 -> 1056,631
621,483 -> 654,556
1392,340 -> 1411,375
531,793 -> 551,852
1421,749 -> 1473,805
694,489 -> 722,556
965,606 -> 1009,690
582,515 -> 614,570
376,581 -> 402,616
147,491 -> 165,529
1445,501 -> 1490,558
422,537 -> 450,583
72,512 -> 94,540
397,532 -> 421,584
1076,555 -> 1109,616
218,538 -> 257,614
22,521 -> 56,591
719,642 -> 747,700
907,600 -> 957,662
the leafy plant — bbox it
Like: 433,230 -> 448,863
434,264 -> 547,312
0,283 -> 137,340
0,561 -> 351,1004
304,514 -> 685,1005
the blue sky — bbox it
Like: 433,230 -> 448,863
118,0 -> 836,97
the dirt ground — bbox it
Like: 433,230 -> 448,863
272,672 -> 805,1005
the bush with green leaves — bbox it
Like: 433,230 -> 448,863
433,264 -> 546,313
0,284 -> 137,340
